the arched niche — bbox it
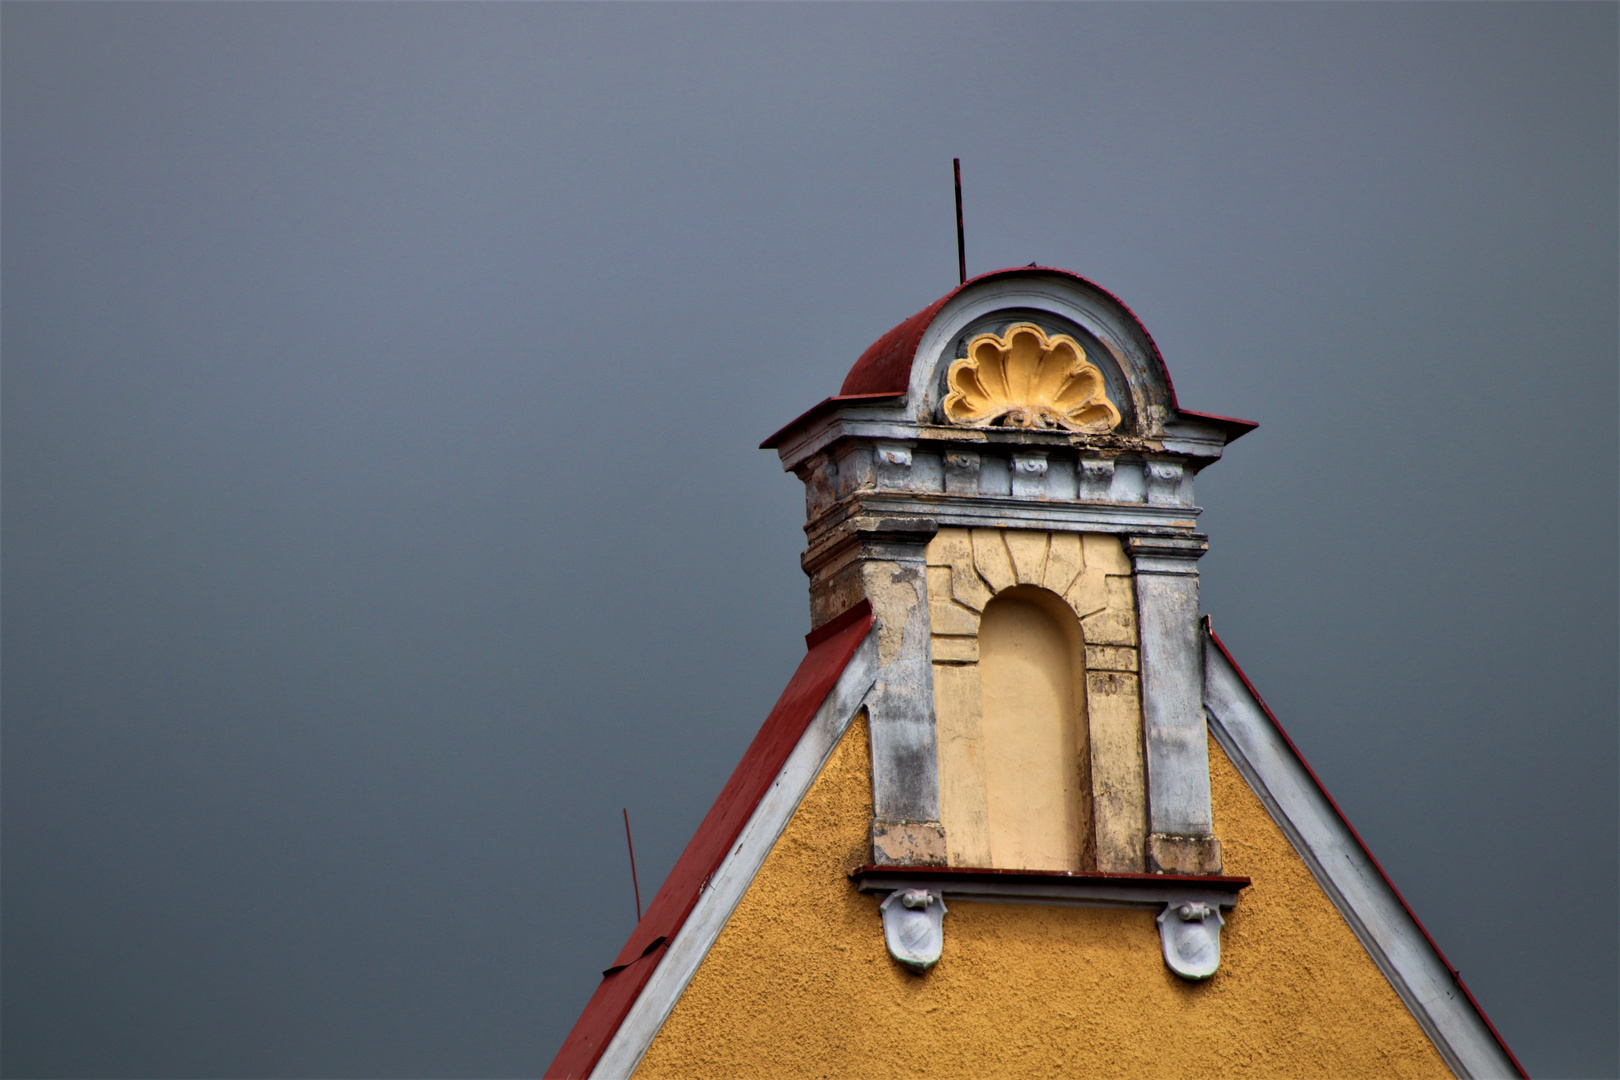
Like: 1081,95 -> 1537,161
976,586 -> 1092,872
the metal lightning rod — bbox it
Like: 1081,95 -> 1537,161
622,807 -> 642,922
954,158 -> 967,285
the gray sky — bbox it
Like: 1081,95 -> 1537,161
3,3 -> 1614,1077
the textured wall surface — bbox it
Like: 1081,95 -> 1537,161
632,716 -> 1451,1078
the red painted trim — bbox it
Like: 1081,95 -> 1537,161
852,865 -> 1250,890
544,608 -> 876,1078
838,294 -> 958,396
1205,625 -> 1528,1079
805,599 -> 873,650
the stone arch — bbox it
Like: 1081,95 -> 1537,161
926,526 -> 1148,873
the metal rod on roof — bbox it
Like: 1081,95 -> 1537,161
622,807 -> 642,922
954,158 -> 967,285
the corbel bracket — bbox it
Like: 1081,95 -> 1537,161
853,866 -> 1248,981
877,888 -> 947,972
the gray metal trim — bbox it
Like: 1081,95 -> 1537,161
1203,638 -> 1521,1079
815,493 -> 1200,534
855,872 -> 1240,981
853,874 -> 1239,912
588,631 -> 881,1079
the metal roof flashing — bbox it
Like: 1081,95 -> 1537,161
1203,623 -> 1527,1079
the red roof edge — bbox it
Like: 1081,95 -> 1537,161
816,267 -> 1253,445
544,602 -> 876,1079
759,393 -> 905,451
1203,621 -> 1528,1079
835,267 -> 1177,398
838,293 -> 957,396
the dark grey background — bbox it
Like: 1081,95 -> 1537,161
4,4 -> 1615,1077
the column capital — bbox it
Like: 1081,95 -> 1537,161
1125,534 -> 1208,575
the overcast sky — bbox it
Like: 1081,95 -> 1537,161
3,4 -> 1615,1078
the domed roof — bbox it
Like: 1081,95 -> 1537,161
761,266 -> 1256,449
840,266 -> 1166,398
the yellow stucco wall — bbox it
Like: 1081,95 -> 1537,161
632,715 -> 1453,1079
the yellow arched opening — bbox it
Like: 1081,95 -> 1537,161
977,586 -> 1092,871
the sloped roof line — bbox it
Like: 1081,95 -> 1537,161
544,602 -> 877,1079
590,625 -> 880,1078
1204,625 -> 1527,1079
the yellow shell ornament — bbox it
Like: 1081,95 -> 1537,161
943,322 -> 1121,433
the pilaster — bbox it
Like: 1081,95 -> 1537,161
804,512 -> 946,866
1126,534 -> 1222,874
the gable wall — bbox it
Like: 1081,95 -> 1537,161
628,714 -> 1452,1078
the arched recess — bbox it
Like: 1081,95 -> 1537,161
976,586 -> 1093,871
928,526 -> 1145,873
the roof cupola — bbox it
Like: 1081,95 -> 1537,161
763,267 -> 1254,878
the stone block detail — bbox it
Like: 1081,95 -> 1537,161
1085,645 -> 1140,672
929,528 -> 992,612
1064,568 -> 1109,619
929,600 -> 980,638
970,528 -> 1017,593
933,663 -> 990,867
1043,533 -> 1084,596
931,636 -> 978,664
871,820 -> 948,866
1081,606 -> 1138,646
1083,532 -> 1133,574
1004,532 -> 1049,585
1087,670 -> 1148,873
924,527 -> 1149,874
1147,833 -> 1223,876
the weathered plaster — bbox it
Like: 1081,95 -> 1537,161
1129,534 -> 1221,874
800,516 -> 945,865
927,527 -> 1145,872
629,721 -> 1455,1080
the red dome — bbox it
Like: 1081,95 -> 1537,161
834,266 -> 1255,441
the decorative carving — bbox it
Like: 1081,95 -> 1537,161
1012,453 -> 1049,476
1144,459 -> 1185,507
875,443 -> 913,468
944,452 -> 981,496
1011,452 -> 1049,500
1079,457 -> 1116,501
944,323 -> 1121,433
1157,899 -> 1226,980
878,888 -> 947,972
856,868 -> 1243,981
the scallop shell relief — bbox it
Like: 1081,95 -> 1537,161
943,322 -> 1121,433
